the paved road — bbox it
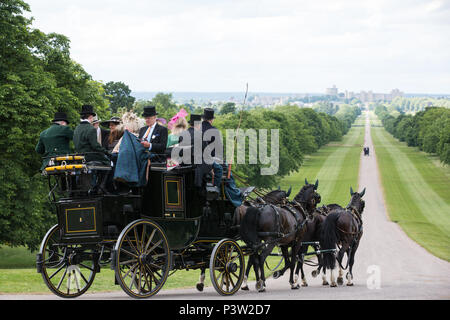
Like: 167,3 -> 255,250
2,111 -> 449,300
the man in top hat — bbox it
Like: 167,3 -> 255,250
35,111 -> 74,170
73,104 -> 110,164
201,108 -> 224,187
138,106 -> 168,159
201,108 -> 223,160
92,115 -> 110,148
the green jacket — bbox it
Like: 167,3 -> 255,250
35,123 -> 73,170
73,121 -> 110,164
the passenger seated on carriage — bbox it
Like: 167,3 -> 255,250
138,106 -> 168,163
35,111 -> 73,171
73,105 -> 112,193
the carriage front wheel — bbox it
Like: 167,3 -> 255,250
209,239 -> 245,296
114,219 -> 170,299
37,225 -> 97,298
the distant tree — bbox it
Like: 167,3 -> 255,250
220,102 -> 236,115
103,81 -> 135,114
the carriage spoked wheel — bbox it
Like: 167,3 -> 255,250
38,225 -> 97,298
210,239 -> 245,296
114,219 -> 170,299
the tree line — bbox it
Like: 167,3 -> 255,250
0,0 -> 360,250
374,104 -> 450,164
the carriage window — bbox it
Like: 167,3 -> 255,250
164,176 -> 184,216
166,181 -> 180,205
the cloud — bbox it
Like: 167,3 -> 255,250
24,0 -> 450,93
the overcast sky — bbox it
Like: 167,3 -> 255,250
24,0 -> 450,94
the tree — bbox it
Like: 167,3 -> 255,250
220,102 -> 236,115
0,0 -> 112,250
103,81 -> 135,114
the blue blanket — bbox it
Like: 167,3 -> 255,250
114,130 -> 149,187
223,172 -> 243,207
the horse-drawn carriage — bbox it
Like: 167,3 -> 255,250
36,148 -> 366,297
36,152 -> 255,298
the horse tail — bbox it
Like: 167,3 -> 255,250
239,207 -> 260,248
320,211 -> 341,270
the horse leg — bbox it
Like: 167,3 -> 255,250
295,248 -> 307,287
257,243 -> 276,292
329,266 -> 338,287
311,245 -> 321,278
336,244 -> 348,286
273,246 -> 290,279
241,256 -> 253,291
289,242 -> 302,289
321,267 -> 329,286
346,242 -> 359,286
196,267 -> 205,291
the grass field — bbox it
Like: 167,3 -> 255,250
371,113 -> 450,261
280,116 -> 365,207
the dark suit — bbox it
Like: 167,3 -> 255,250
138,123 -> 168,155
201,120 -> 223,160
35,123 -> 73,170
73,121 -> 110,164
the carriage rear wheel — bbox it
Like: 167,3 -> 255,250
210,239 -> 245,296
38,225 -> 97,298
114,219 -> 170,299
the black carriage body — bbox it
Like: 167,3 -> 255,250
55,195 -> 141,244
52,165 -> 238,249
142,166 -> 238,251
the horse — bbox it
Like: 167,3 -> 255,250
238,182 -> 321,292
320,187 -> 366,287
294,203 -> 343,287
194,187 -> 292,292
269,179 -> 322,282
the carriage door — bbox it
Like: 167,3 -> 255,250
163,175 -> 185,218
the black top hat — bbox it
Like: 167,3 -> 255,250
202,108 -> 215,120
80,104 -> 96,117
100,116 -> 121,127
52,112 -> 70,124
188,114 -> 202,125
142,105 -> 158,117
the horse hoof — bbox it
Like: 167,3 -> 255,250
322,281 -> 329,286
241,285 -> 249,291
347,283 -> 354,287
196,283 -> 204,292
301,282 -> 308,287
330,283 -> 337,288
291,284 -> 300,290
337,277 -> 344,286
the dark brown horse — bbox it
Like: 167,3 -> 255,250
239,182 -> 321,291
320,187 -> 366,287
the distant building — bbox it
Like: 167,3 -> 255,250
325,85 -> 338,96
357,88 -> 404,102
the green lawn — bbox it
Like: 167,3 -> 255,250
280,116 -> 365,206
371,113 -> 450,261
